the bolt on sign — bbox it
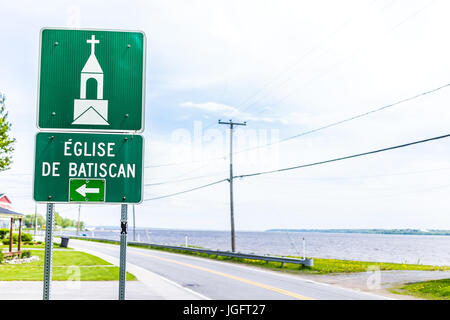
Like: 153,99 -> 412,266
33,132 -> 144,203
37,28 -> 146,132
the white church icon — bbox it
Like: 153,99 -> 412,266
72,35 -> 109,125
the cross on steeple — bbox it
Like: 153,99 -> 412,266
87,35 -> 100,55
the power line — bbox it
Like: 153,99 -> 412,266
147,2 -> 440,171
214,0 -> 440,142
221,0 -> 383,118
146,82 -> 450,169
143,178 -> 228,201
234,133 -> 450,179
144,4 -> 382,170
144,171 -> 227,186
141,133 -> 449,202
241,0 -> 437,119
177,3 -> 376,141
259,166 -> 450,182
232,83 -> 450,155
390,0 -> 436,31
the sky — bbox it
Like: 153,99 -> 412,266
0,0 -> 449,231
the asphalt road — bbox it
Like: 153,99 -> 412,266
70,239 -> 390,300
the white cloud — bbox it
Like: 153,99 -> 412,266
180,101 -> 275,123
181,101 -> 238,116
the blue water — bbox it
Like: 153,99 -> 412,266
60,228 -> 450,266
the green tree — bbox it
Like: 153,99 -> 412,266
25,212 -> 84,230
24,215 -> 34,227
0,94 -> 15,171
37,215 -> 45,227
62,217 -> 72,228
53,212 -> 63,227
24,214 -> 46,228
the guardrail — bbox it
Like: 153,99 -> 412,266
68,236 -> 314,267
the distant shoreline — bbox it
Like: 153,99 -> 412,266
74,227 -> 450,236
266,229 -> 450,236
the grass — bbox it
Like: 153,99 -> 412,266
0,243 -> 72,249
0,250 -> 136,281
391,279 -> 450,300
73,237 -> 450,274
287,257 -> 449,274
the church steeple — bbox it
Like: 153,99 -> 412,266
81,35 -> 103,74
72,34 -> 109,126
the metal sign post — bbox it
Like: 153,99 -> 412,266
43,203 -> 54,300
119,204 -> 128,300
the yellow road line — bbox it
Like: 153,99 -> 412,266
131,249 -> 314,300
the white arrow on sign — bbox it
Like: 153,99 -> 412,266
76,184 -> 100,197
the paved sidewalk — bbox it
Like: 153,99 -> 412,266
69,240 -> 207,300
0,239 -> 207,300
0,281 -> 164,300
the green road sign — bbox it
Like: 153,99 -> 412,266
69,179 -> 106,202
37,28 -> 146,132
34,132 -> 143,203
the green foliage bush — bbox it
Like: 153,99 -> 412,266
0,251 -> 4,263
1,233 -> 33,244
2,234 -> 17,244
0,228 -> 9,239
21,233 -> 33,242
20,251 -> 31,259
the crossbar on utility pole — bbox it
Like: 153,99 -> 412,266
219,119 -> 246,253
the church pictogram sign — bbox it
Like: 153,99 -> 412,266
73,35 -> 109,126
37,28 -> 146,132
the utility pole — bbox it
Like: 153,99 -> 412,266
76,204 -> 81,236
218,119 -> 246,252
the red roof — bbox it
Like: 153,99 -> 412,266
0,194 -> 13,210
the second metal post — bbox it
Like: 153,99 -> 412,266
43,203 -> 54,300
119,204 -> 128,300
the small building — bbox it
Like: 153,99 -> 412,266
0,194 -> 25,257
0,193 -> 13,211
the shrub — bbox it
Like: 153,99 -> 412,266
0,228 -> 9,239
0,251 -> 3,263
1,233 -> 32,245
2,235 -> 17,244
21,233 -> 33,242
20,251 -> 31,259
